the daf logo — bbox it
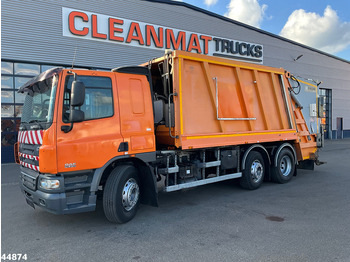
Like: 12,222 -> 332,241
65,163 -> 76,168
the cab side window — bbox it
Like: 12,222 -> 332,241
63,75 -> 113,122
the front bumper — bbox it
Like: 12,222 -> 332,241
20,167 -> 96,215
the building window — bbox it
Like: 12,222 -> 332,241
319,88 -> 332,139
14,63 -> 40,76
2,61 -> 50,162
2,62 -> 13,74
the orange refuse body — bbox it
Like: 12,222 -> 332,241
153,51 -> 317,161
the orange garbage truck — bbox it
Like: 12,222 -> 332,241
15,50 -> 323,223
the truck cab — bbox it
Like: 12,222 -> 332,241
16,67 -> 157,222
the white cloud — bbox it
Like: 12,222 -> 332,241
225,0 -> 267,28
204,0 -> 218,7
280,6 -> 350,54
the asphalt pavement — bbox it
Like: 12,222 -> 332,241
1,139 -> 350,262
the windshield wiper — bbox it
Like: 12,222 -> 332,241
28,120 -> 45,129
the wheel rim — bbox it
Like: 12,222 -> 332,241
280,155 -> 292,177
122,178 -> 139,211
250,160 -> 263,183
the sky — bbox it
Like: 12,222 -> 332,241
178,0 -> 350,61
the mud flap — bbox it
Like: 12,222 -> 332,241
297,160 -> 315,170
293,167 -> 298,176
137,163 -> 159,207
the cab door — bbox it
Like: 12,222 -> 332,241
56,70 -> 124,173
115,72 -> 155,155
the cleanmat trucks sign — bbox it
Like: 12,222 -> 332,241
62,7 -> 263,63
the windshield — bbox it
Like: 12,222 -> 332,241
21,75 -> 58,124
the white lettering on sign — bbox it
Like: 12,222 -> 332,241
62,7 -> 263,63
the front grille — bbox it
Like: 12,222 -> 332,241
21,168 -> 39,191
20,155 -> 39,167
19,143 -> 40,156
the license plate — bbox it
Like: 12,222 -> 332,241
26,198 -> 35,209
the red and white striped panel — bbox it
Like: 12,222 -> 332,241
20,161 -> 40,172
19,152 -> 39,161
18,130 -> 44,145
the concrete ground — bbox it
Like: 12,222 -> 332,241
1,139 -> 350,262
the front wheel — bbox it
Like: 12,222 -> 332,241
271,148 -> 295,184
240,151 -> 265,190
103,165 -> 140,224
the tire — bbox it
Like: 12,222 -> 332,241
103,165 -> 140,223
240,151 -> 265,190
271,148 -> 295,184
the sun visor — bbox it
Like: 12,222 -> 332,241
18,67 -> 63,95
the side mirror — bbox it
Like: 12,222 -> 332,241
69,109 -> 84,123
71,80 -> 85,107
61,79 -> 85,133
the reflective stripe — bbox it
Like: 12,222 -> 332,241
18,130 -> 44,145
37,130 -> 43,144
19,152 -> 39,161
18,131 -> 22,143
20,161 -> 40,172
28,131 -> 33,144
20,131 -> 24,143
32,131 -> 38,144
24,132 -> 29,144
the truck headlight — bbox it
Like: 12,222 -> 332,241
40,179 -> 60,190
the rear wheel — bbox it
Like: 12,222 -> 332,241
240,151 -> 265,190
271,148 -> 295,184
103,165 -> 140,223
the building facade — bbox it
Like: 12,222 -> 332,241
2,0 -> 350,162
